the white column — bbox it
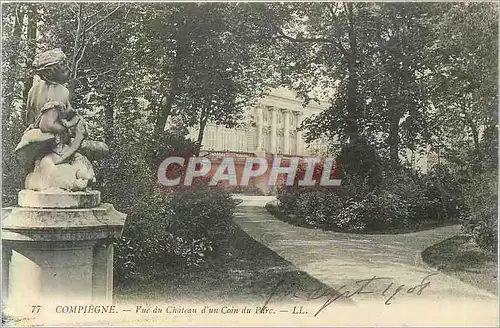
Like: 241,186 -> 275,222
216,125 -> 224,151
270,107 -> 277,154
230,130 -> 237,151
256,106 -> 263,151
283,110 -> 290,154
296,113 -> 303,155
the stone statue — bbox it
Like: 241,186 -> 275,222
15,48 -> 109,191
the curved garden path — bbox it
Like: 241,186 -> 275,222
14,195 -> 497,327
233,195 -> 498,326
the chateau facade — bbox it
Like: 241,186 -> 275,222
186,87 -> 435,175
187,88 -> 328,157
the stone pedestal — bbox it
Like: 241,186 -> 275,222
2,190 -> 126,317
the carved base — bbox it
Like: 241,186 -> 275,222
18,189 -> 101,208
2,203 -> 125,240
2,195 -> 126,317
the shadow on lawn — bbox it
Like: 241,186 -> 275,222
422,235 -> 498,295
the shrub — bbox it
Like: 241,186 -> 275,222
378,169 -> 432,224
166,184 -> 238,251
291,190 -> 343,228
337,139 -> 383,189
106,127 -> 240,283
335,191 -> 413,232
461,168 -> 498,252
114,184 -> 238,283
336,173 -> 374,202
422,164 -> 466,222
277,185 -> 415,233
276,157 -> 343,226
2,114 -> 27,207
275,161 -> 465,233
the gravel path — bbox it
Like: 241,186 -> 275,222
232,195 -> 498,326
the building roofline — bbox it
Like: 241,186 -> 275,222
259,94 -> 328,113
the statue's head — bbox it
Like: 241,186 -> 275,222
33,48 -> 70,84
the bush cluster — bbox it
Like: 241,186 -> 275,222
276,163 -> 463,233
114,184 -> 238,282
460,168 -> 497,252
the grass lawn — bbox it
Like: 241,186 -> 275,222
114,226 -> 339,304
422,235 -> 498,295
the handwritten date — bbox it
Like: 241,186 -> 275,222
264,273 -> 438,316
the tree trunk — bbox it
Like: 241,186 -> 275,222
389,69 -> 403,167
22,4 -> 37,126
153,27 -> 186,141
470,126 -> 481,159
469,118 -> 481,164
345,3 -> 360,145
153,81 -> 177,140
195,112 -> 208,156
68,3 -> 84,100
462,104 -> 482,164
104,93 -> 115,145
3,4 -> 25,126
388,110 -> 401,166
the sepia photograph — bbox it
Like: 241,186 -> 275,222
1,1 -> 498,326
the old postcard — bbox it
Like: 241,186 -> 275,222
2,1 -> 498,327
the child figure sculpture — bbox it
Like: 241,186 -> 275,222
15,48 -> 107,191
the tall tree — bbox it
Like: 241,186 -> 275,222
175,3 -> 277,155
2,3 -> 40,205
134,3 -> 278,154
360,3 -> 436,166
429,2 -> 498,171
268,3 -> 443,167
270,3 -> 373,145
21,3 -> 38,124
2,3 -> 25,127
